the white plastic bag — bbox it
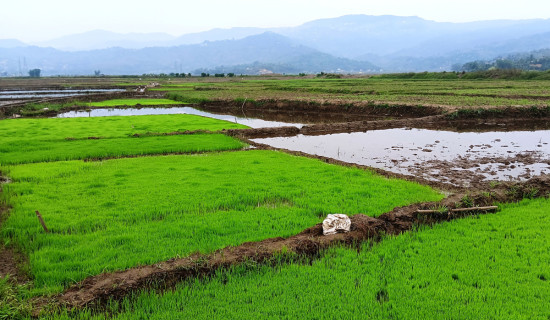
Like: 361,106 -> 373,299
322,214 -> 351,235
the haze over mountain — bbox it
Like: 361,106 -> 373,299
33,30 -> 177,51
2,14 -> 550,75
0,33 -> 378,75
0,39 -> 28,48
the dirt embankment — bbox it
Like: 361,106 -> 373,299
223,114 -> 550,140
34,175 -> 550,315
0,247 -> 28,284
200,99 -> 443,118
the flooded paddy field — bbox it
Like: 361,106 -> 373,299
56,106 -> 305,128
252,128 -> 550,186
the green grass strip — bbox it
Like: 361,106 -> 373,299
0,114 -> 248,143
1,150 -> 442,294
0,134 -> 246,165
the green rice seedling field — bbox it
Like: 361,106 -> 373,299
55,197 -> 550,320
0,114 -> 246,142
0,114 -> 248,164
0,134 -> 245,165
1,151 -> 442,294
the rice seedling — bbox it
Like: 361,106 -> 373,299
52,197 -> 550,319
1,151 -> 442,294
0,134 -> 246,165
0,114 -> 247,143
0,114 -> 248,164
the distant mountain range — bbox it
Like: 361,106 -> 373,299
2,15 -> 550,75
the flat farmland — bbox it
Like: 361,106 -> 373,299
0,75 -> 549,319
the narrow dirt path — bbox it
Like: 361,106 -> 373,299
0,246 -> 28,284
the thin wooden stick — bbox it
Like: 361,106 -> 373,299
35,210 -> 49,233
451,206 -> 498,213
416,206 -> 498,214
416,209 -> 441,213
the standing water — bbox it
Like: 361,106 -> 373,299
252,128 -> 550,185
56,107 -> 304,129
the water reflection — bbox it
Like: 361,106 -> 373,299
252,128 -> 550,185
56,107 -> 304,129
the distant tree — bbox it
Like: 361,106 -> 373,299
495,59 -> 514,70
28,69 -> 41,77
227,73 -> 235,77
94,70 -> 101,76
450,64 -> 463,72
214,73 -> 225,77
461,61 -> 490,72
187,73 -> 192,77
201,73 -> 210,77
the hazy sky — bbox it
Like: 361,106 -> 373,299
3,0 -> 550,42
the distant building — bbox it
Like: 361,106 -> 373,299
258,69 -> 273,75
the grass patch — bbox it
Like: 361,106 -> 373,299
0,276 -> 31,319
84,99 -> 184,107
57,197 -> 550,319
0,114 -> 248,143
0,114 -> 249,164
1,150 -> 442,294
0,134 -> 246,165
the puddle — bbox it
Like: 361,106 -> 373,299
252,128 -> 550,186
56,107 -> 304,129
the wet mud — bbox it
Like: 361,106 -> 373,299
0,246 -> 28,284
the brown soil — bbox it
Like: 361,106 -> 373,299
201,99 -> 443,118
0,247 -> 28,284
